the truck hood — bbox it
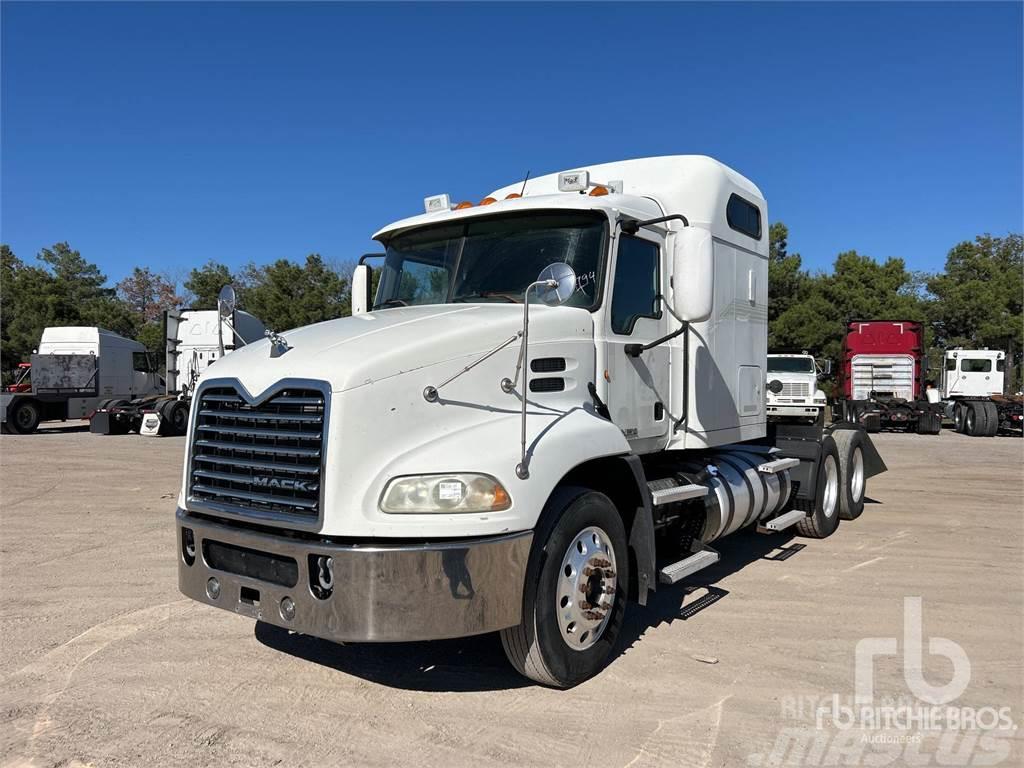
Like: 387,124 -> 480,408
197,303 -> 594,397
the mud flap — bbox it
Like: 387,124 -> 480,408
624,454 -> 655,606
857,431 -> 888,478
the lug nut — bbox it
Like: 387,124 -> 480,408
279,596 -> 296,622
206,577 -> 220,600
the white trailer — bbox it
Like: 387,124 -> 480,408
940,349 -> 1022,436
1,327 -> 162,434
766,352 -> 830,425
174,156 -> 886,687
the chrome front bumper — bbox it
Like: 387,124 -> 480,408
176,509 -> 532,643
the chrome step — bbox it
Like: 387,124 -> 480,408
757,457 -> 800,474
650,483 -> 708,506
658,548 -> 720,585
757,508 -> 807,533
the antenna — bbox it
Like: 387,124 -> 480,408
519,170 -> 530,197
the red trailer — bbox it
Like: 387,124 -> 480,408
834,320 -> 943,434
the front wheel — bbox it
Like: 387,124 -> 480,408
500,487 -> 629,688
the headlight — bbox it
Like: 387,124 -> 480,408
380,474 -> 512,514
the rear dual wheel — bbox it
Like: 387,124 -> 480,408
962,401 -> 998,437
7,399 -> 41,434
501,487 -> 629,688
795,436 -> 842,538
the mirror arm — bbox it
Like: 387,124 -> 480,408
624,321 -> 688,358
620,213 -> 689,236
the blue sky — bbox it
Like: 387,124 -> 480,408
2,2 -> 1021,287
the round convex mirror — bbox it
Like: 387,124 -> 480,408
217,285 -> 237,317
535,262 -> 577,306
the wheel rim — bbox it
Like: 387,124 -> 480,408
556,525 -> 617,652
850,447 -> 865,504
821,454 -> 839,518
16,405 -> 35,429
955,406 -> 963,430
966,410 -> 974,432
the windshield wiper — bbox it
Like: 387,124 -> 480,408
452,291 -> 520,304
373,298 -> 410,309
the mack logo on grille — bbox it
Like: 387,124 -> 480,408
252,476 -> 318,492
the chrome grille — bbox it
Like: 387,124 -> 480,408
779,382 -> 810,397
188,385 -> 326,523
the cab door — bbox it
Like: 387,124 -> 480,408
602,233 -> 671,447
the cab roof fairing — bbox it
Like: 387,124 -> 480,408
371,192 -> 663,244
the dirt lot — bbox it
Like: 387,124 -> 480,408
1,423 -> 1022,767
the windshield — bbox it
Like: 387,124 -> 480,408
768,357 -> 815,373
374,211 -> 606,309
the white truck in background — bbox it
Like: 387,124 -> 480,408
174,156 -> 886,687
940,348 -> 1023,436
765,352 -> 830,425
91,290 -> 266,436
1,327 -> 163,434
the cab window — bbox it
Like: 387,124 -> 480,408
961,358 -> 992,373
610,236 -> 660,335
945,357 -> 956,371
133,352 -> 152,372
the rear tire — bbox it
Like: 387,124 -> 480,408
954,403 -> 966,433
982,401 -> 999,436
500,487 -> 629,688
964,403 -> 979,436
833,429 -> 866,521
8,399 -> 41,434
165,400 -> 189,436
795,436 -> 842,538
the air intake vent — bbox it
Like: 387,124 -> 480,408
530,378 -> 565,393
188,385 -> 326,524
531,357 -> 566,373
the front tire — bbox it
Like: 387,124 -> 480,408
500,487 -> 629,688
795,436 -> 842,538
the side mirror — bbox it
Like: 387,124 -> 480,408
671,228 -> 713,323
820,359 -> 833,376
535,262 -> 577,306
217,285 -> 236,318
352,264 -> 371,316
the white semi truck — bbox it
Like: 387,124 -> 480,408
1,327 -> 163,434
939,348 -> 1022,436
91,292 -> 265,436
175,156 -> 886,687
766,352 -> 830,425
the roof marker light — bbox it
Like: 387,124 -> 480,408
423,194 -> 451,214
505,193 -> 522,200
589,185 -> 609,197
454,201 -> 474,210
478,196 -> 497,206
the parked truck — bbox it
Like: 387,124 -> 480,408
91,291 -> 265,436
940,348 -> 1023,436
834,320 -> 943,434
174,156 -> 886,687
1,327 -> 163,434
766,352 -> 830,425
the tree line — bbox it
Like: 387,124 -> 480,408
1,229 -> 1021,388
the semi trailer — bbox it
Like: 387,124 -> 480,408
174,156 -> 886,687
1,327 -> 163,434
940,348 -> 1022,436
766,352 -> 830,425
834,320 -> 943,434
91,291 -> 265,436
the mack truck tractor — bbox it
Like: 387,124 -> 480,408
175,156 -> 885,687
940,348 -> 1023,436
766,352 -> 830,425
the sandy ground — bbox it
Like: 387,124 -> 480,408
1,422 -> 1022,767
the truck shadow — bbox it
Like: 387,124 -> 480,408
255,528 -> 804,693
